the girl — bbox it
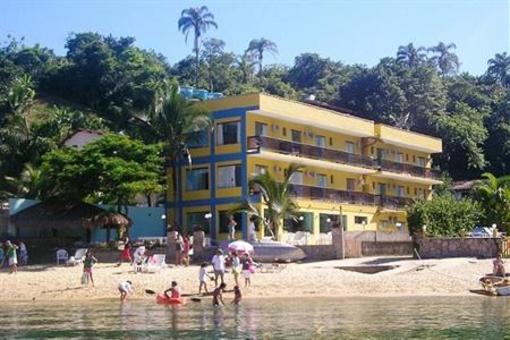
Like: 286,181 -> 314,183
83,251 -> 98,287
231,252 -> 241,286
241,253 -> 253,287
198,262 -> 211,295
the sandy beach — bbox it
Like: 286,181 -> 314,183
0,256 -> 494,302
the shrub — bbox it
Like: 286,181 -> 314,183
407,194 -> 482,237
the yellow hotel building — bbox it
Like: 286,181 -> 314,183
169,93 -> 442,244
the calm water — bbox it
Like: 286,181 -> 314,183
3,297 -> 510,339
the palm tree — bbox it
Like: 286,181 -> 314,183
487,52 -> 510,86
236,52 -> 257,83
246,38 -> 278,77
2,164 -> 43,199
473,172 -> 510,232
178,6 -> 218,87
396,43 -> 427,68
202,38 -> 225,92
428,42 -> 460,76
236,164 -> 301,241
131,83 -> 211,226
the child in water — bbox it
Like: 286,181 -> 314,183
212,283 -> 226,306
164,281 -> 181,299
231,285 -> 242,305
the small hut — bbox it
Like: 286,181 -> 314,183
85,211 -> 132,242
9,200 -> 107,241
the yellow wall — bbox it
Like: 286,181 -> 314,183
202,93 -> 260,112
366,140 -> 432,168
375,124 -> 442,153
364,176 -> 431,199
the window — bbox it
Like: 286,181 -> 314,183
186,168 -> 209,191
417,157 -> 426,167
188,130 -> 209,148
319,214 -> 339,233
219,211 -> 242,234
254,165 -> 267,175
355,216 -> 368,225
417,188 -> 425,199
375,183 -> 386,195
289,171 -> 304,185
376,148 -> 385,162
284,212 -> 313,232
346,178 -> 356,192
291,129 -> 302,142
216,121 -> 240,145
315,135 -> 326,148
282,127 -> 287,137
396,152 -> 404,163
345,141 -> 355,154
316,174 -> 328,188
379,220 -> 390,229
255,122 -> 268,136
186,212 -> 210,235
329,137 -> 333,146
396,185 -> 405,197
217,164 -> 242,188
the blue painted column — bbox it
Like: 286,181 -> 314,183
240,111 -> 248,240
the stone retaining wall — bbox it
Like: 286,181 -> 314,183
416,237 -> 501,259
361,241 -> 413,256
297,245 -> 336,261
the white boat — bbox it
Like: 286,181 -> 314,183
252,240 -> 307,263
479,275 -> 510,296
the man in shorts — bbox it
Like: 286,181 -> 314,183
211,249 -> 225,287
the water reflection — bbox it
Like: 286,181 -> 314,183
4,297 -> 510,339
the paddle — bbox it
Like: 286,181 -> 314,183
145,289 -> 156,295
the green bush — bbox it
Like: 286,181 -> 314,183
407,194 -> 482,237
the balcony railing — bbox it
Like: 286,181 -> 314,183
289,184 -> 375,205
375,195 -> 414,210
247,136 -> 376,169
377,159 -> 441,179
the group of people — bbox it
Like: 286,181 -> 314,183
0,240 -> 28,273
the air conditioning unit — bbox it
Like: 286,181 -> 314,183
271,124 -> 279,131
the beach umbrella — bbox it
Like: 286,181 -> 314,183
228,240 -> 254,255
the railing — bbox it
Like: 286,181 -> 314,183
375,195 -> 414,210
247,136 -> 376,169
377,159 -> 440,179
289,184 -> 375,205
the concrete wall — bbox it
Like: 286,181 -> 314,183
361,241 -> 413,256
297,245 -> 336,261
416,237 -> 501,259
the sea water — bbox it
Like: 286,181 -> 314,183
2,296 -> 510,339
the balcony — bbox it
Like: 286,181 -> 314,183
375,195 -> 414,210
290,184 -> 375,205
377,159 -> 441,180
247,136 -> 376,170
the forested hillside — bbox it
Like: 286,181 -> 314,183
1,31 -> 509,198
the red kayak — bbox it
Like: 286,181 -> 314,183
156,293 -> 185,305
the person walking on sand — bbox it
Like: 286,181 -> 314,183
118,280 -> 133,302
241,253 -> 253,287
227,215 -> 237,241
493,253 -> 506,277
4,241 -> 18,274
175,232 -> 183,266
231,252 -> 241,286
83,251 -> 98,287
117,238 -> 132,266
212,283 -> 226,306
18,241 -> 28,266
211,249 -> 226,287
198,262 -> 212,295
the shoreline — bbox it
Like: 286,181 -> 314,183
2,256 -> 492,302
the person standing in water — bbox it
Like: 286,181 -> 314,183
231,285 -> 242,305
212,283 -> 226,306
227,215 -> 237,241
118,280 -> 133,302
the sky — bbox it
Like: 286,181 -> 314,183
1,0 -> 509,75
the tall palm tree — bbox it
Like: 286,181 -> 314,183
474,172 -> 510,232
236,164 -> 301,241
178,6 -> 218,87
131,83 -> 211,226
396,43 -> 427,68
487,52 -> 510,86
428,42 -> 460,76
236,52 -> 257,83
246,38 -> 278,77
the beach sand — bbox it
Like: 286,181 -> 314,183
0,256 -> 493,302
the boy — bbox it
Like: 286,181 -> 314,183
212,282 -> 226,306
118,280 -> 133,302
231,285 -> 242,305
164,281 -> 181,299
198,262 -> 211,295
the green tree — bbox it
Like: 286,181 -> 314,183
236,164 -> 301,241
178,6 -> 218,87
407,194 -> 482,237
487,52 -> 510,87
246,38 -> 278,77
473,172 -> 510,232
428,42 -> 460,76
131,85 -> 210,224
2,164 -> 42,199
396,43 -> 427,68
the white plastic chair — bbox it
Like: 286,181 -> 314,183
56,249 -> 69,265
143,254 -> 166,273
67,248 -> 88,266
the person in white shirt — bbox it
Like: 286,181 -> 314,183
211,249 -> 226,287
118,280 -> 133,302
248,216 -> 257,242
198,262 -> 211,295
